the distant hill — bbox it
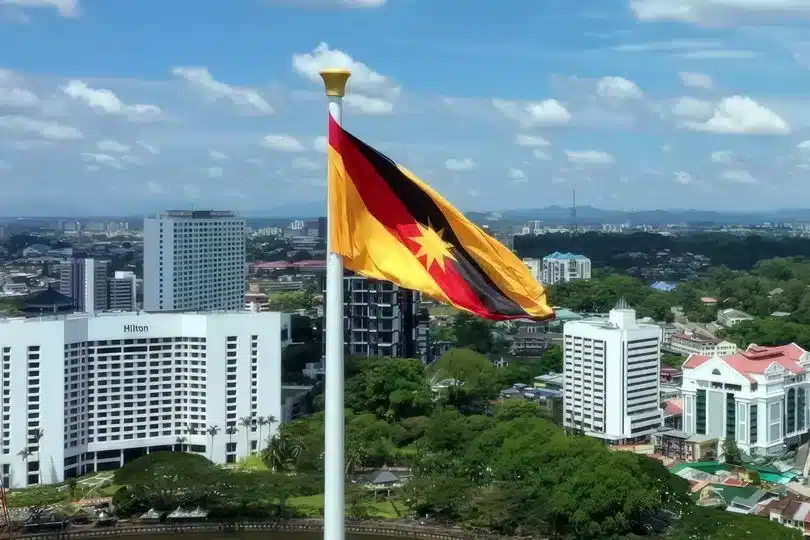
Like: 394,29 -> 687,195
467,206 -> 810,226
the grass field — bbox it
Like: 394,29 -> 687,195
288,494 -> 403,519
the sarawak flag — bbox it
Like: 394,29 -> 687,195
327,116 -> 554,322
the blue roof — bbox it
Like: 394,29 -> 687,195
545,251 -> 588,260
651,281 -> 677,291
524,388 -> 563,399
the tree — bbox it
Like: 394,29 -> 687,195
452,313 -> 494,353
263,427 -> 304,472
345,356 -> 433,420
206,425 -> 221,460
114,452 -> 218,510
175,436 -> 187,452
5,485 -> 65,521
225,425 -> 238,443
256,416 -> 276,448
723,436 -> 743,466
239,416 -> 255,456
431,348 -> 498,412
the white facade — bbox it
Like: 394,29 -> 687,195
522,258 -> 542,284
59,258 -> 109,313
563,301 -> 661,442
143,210 -> 246,312
682,344 -> 810,457
0,310 -> 290,488
668,333 -> 738,357
541,252 -> 591,285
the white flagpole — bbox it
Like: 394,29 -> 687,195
320,68 -> 351,540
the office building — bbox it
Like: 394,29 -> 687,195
541,252 -> 592,285
341,274 -> 427,361
563,299 -> 662,443
143,210 -> 246,312
682,343 -> 810,456
108,271 -> 137,311
0,310 -> 290,487
59,258 -> 109,313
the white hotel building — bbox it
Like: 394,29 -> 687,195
682,343 -> 810,457
0,310 -> 290,488
563,300 -> 662,443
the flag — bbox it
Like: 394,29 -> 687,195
327,115 -> 554,322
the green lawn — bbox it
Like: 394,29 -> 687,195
288,493 -> 403,519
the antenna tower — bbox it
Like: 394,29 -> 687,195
570,189 -> 578,234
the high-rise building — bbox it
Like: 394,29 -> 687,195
108,271 -> 137,311
58,258 -> 109,313
143,210 -> 246,312
541,252 -> 592,285
339,274 -> 427,361
563,299 -> 661,443
0,310 -> 290,487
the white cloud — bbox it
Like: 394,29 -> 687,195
565,150 -> 615,165
722,169 -> 757,183
344,94 -> 393,115
493,99 -> 571,127
679,72 -> 714,90
515,134 -> 551,147
208,149 -> 228,161
445,158 -> 476,171
262,135 -> 305,152
0,115 -> 82,140
62,80 -> 162,121
1,0 -> 78,17
292,42 -> 398,113
798,140 -> 810,152
81,152 -> 123,170
683,96 -> 790,135
204,166 -> 224,178
508,168 -> 526,180
710,150 -> 734,164
137,141 -> 159,155
595,76 -> 644,100
674,171 -> 693,184
0,72 -> 38,107
672,97 -> 714,119
172,67 -> 273,115
291,157 -> 321,170
146,181 -> 164,195
313,136 -> 328,153
293,42 -> 399,95
97,139 -> 130,153
630,0 -> 810,24
533,149 -> 551,160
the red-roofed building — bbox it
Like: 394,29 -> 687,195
682,343 -> 810,457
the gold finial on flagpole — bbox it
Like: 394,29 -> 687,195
320,68 -> 351,97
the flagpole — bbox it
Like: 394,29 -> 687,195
320,67 -> 351,540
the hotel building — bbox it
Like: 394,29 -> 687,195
563,300 -> 662,443
143,210 -> 246,312
681,343 -> 810,456
0,310 -> 290,488
541,252 -> 592,285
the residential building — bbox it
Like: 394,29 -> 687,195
108,271 -> 137,311
59,258 -> 109,313
541,252 -> 592,285
143,210 -> 246,312
522,258 -> 542,284
563,299 -> 661,443
339,274 -> 426,361
717,308 -> 754,328
681,343 -> 810,456
0,310 -> 290,487
510,325 -> 548,355
668,332 -> 738,357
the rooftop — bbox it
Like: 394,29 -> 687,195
684,343 -> 807,380
544,251 -> 589,261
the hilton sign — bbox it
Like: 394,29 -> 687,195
123,324 -> 149,333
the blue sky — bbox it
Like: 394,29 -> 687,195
3,0 -> 810,215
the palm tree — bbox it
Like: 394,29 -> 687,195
256,416 -> 269,449
265,428 -> 304,472
225,425 -> 238,443
265,414 -> 278,444
175,436 -> 187,452
239,416 -> 254,456
206,425 -> 221,461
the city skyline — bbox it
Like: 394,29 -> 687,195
2,0 -> 810,214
